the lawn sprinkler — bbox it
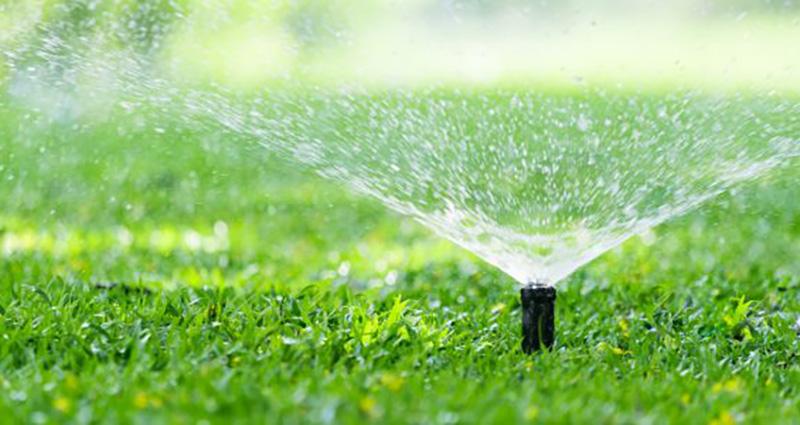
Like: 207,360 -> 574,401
521,283 -> 556,353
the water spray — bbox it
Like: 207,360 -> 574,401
521,283 -> 556,353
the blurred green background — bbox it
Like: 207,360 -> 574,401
3,0 -> 800,91
2,1 -> 800,424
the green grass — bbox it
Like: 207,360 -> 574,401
1,91 -> 800,424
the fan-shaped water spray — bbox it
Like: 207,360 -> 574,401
4,13 -> 800,287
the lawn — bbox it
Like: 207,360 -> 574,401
1,90 -> 800,425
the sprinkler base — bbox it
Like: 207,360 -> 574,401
521,284 -> 556,353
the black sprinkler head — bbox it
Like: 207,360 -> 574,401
521,284 -> 556,353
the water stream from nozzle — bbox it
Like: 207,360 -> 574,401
3,3 -> 800,290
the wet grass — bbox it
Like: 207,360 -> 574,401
1,95 -> 800,424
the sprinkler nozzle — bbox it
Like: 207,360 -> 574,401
521,284 -> 556,353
